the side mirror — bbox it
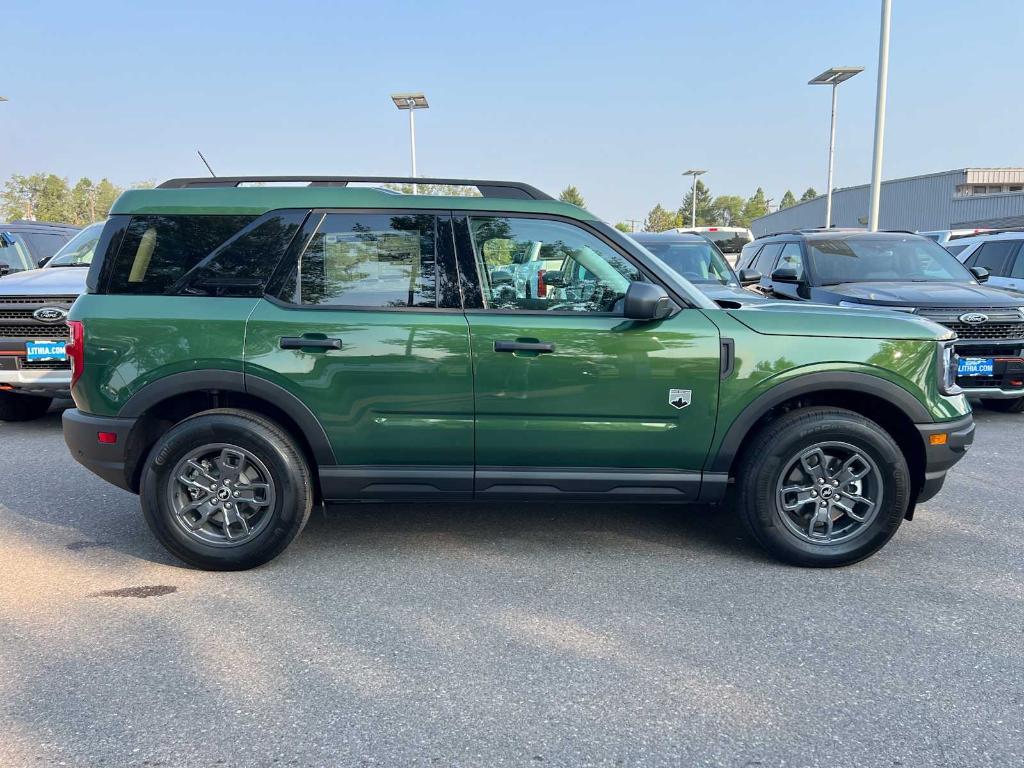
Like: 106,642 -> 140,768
623,281 -> 672,321
36,256 -> 51,268
970,266 -> 990,283
771,266 -> 801,284
541,270 -> 565,288
490,269 -> 514,286
738,268 -> 762,286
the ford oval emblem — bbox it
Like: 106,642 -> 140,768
958,312 -> 988,325
33,307 -> 68,323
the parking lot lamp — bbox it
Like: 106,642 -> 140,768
683,169 -> 706,227
868,0 -> 892,232
809,66 -> 863,228
390,93 -> 429,194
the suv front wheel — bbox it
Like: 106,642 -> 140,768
736,407 -> 911,567
140,409 -> 313,570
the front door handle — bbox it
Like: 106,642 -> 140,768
494,340 -> 555,354
280,336 -> 343,351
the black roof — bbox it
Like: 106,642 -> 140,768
0,220 -> 80,232
630,231 -> 706,242
758,228 -> 924,241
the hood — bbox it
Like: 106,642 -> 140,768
819,281 -> 1024,307
0,266 -> 88,295
727,301 -> 952,341
699,283 -> 771,305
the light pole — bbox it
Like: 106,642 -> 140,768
682,169 -> 706,228
809,66 -> 863,229
868,0 -> 892,232
390,92 -> 429,193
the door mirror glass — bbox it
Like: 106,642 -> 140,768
970,266 -> 990,282
771,266 -> 801,284
623,281 -> 672,321
540,270 -> 565,288
738,268 -> 762,285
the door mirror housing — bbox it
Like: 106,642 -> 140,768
738,268 -> 762,286
623,281 -> 672,321
541,270 -> 565,288
771,266 -> 801,284
970,266 -> 990,283
36,255 -> 51,268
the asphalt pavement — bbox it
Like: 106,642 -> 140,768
0,405 -> 1021,767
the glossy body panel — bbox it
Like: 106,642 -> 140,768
467,309 -> 721,470
68,294 -> 256,415
244,299 -> 474,467
729,302 -> 954,340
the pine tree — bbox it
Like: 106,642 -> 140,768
558,185 -> 586,208
643,204 -> 678,232
800,187 -> 819,202
741,187 -> 770,225
677,180 -> 715,226
780,190 -> 797,209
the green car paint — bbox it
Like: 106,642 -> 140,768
65,181 -> 971,506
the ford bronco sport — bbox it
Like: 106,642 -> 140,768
62,176 -> 974,570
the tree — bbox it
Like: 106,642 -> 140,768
741,187 -> 770,225
558,185 -> 586,208
800,187 -> 818,202
710,195 -> 745,226
643,204 -> 678,232
780,190 -> 797,209
677,180 -> 715,227
614,222 -> 632,233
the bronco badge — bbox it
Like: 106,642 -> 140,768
669,389 -> 692,409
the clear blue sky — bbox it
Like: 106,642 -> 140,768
3,0 -> 1022,223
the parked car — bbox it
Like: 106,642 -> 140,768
674,226 -> 753,259
64,176 -> 972,570
0,221 -> 80,266
948,231 -> 1024,295
0,223 -> 103,420
917,229 -> 993,248
629,231 -> 767,305
737,229 -> 1024,412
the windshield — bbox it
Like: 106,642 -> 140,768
46,222 -> 104,267
807,236 -> 976,285
702,230 -> 753,253
0,232 -> 35,273
636,239 -> 736,285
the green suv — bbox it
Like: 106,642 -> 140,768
62,176 -> 974,570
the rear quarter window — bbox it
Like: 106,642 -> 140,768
106,215 -> 257,294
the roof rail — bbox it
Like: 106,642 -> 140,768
156,176 -> 554,201
756,227 -> 866,239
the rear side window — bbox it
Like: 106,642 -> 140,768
280,213 -> 442,308
107,215 -> 256,294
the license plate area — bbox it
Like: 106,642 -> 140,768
25,341 -> 67,362
957,357 -> 994,377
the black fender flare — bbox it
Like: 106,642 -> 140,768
708,371 -> 931,473
118,369 -> 336,465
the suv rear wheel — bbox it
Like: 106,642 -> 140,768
736,407 -> 911,567
139,409 -> 313,571
979,396 -> 1024,414
0,392 -> 52,422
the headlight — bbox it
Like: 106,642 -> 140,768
837,301 -> 917,313
938,341 -> 961,396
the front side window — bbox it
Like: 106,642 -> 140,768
777,243 -> 804,279
0,232 -> 34,272
807,237 -> 975,285
469,217 -> 640,313
753,243 -> 782,274
284,213 -> 440,308
969,240 -> 1016,275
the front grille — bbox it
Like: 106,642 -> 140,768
0,296 -> 76,305
18,358 -> 70,370
944,321 -> 1024,340
0,324 -> 68,340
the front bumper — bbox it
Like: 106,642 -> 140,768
953,340 -> 1024,399
63,408 -> 138,492
0,359 -> 71,397
914,413 -> 975,504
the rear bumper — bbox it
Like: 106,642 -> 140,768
914,413 -> 975,504
62,408 -> 137,492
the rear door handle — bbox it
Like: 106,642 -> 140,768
494,340 -> 555,354
280,336 -> 343,351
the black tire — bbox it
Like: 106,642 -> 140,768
735,407 -> 911,568
0,392 -> 52,422
139,408 -> 313,571
979,397 -> 1024,413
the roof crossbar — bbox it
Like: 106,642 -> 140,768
156,176 -> 554,201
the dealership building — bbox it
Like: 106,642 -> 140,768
751,168 -> 1024,236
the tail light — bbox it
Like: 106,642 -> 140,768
66,320 -> 84,388
537,269 -> 547,298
